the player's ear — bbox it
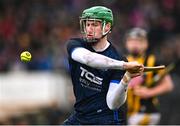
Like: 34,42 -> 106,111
104,22 -> 111,32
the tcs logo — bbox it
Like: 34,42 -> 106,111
80,67 -> 103,85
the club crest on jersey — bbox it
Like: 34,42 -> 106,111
80,67 -> 103,85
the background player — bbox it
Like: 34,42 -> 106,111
63,6 -> 144,125
125,27 -> 174,125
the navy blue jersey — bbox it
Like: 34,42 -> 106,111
66,38 -> 127,124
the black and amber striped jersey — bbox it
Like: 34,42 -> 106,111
127,54 -> 161,116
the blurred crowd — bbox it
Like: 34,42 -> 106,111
0,0 -> 180,125
0,0 -> 180,73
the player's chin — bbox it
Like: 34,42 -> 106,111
86,37 -> 99,43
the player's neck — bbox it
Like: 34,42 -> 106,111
92,36 -> 110,52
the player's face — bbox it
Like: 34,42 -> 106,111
126,38 -> 148,56
85,20 -> 103,40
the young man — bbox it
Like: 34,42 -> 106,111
125,27 -> 174,125
63,6 -> 144,125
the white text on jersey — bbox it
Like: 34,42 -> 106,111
80,67 -> 103,85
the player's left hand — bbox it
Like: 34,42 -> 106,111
133,86 -> 153,99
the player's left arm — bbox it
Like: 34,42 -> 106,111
106,72 -> 139,110
134,74 -> 174,99
150,74 -> 174,95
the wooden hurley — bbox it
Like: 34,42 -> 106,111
144,65 -> 165,72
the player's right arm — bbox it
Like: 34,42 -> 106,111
67,39 -> 144,72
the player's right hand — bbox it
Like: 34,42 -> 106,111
123,61 -> 144,76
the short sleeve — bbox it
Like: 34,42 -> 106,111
66,38 -> 84,57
